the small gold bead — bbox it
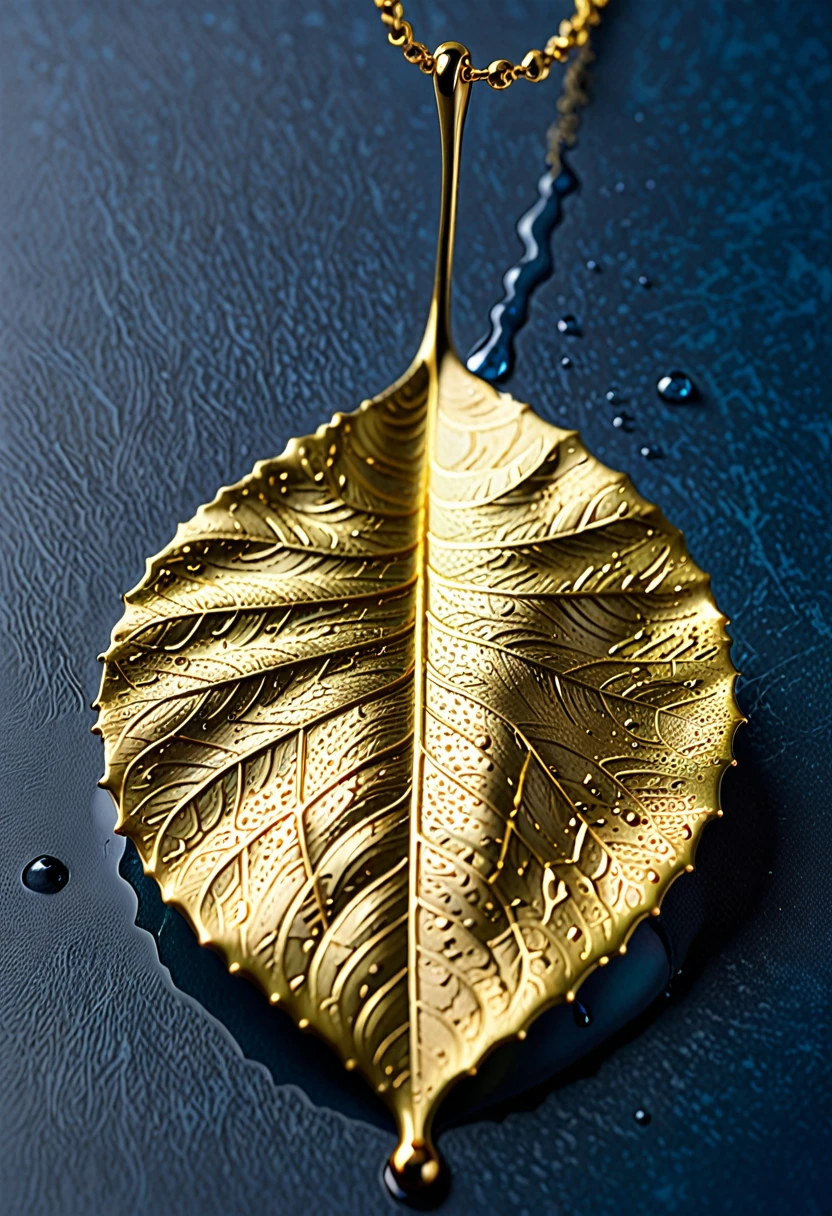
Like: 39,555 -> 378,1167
388,18 -> 412,47
546,34 -> 571,63
403,39 -> 427,64
486,58 -> 514,90
379,1 -> 403,27
521,49 -> 550,83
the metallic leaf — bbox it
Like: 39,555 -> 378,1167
95,44 -> 743,1192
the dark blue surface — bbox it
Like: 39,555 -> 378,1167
1,1 -> 831,1213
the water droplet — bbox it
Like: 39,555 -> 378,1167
657,370 -> 696,403
605,388 -> 623,404
634,112 -> 645,123
557,314 -> 581,336
613,413 -> 635,432
586,259 -> 600,272
22,855 -> 69,895
634,1108 -> 652,1126
640,445 -> 662,459
573,999 -> 593,1029
646,179 -> 656,190
637,275 -> 652,289
561,356 -> 572,368
615,181 -> 625,193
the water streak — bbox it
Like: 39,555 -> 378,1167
466,157 -> 579,383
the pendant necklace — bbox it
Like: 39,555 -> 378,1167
95,2 -> 743,1205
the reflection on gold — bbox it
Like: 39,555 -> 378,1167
95,44 -> 742,1191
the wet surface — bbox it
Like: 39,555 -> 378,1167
2,0 -> 830,1211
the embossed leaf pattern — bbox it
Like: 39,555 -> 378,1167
96,45 -> 743,1190
96,352 -> 741,1161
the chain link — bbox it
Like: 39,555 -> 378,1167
372,0 -> 609,89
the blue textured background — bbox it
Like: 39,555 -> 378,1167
1,1 -> 830,1213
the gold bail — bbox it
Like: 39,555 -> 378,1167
419,42 -> 471,364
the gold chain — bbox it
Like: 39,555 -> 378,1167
373,0 -> 609,89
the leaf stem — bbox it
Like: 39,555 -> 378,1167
418,42 -> 472,367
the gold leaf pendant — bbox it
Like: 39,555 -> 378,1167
95,45 -> 742,1203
